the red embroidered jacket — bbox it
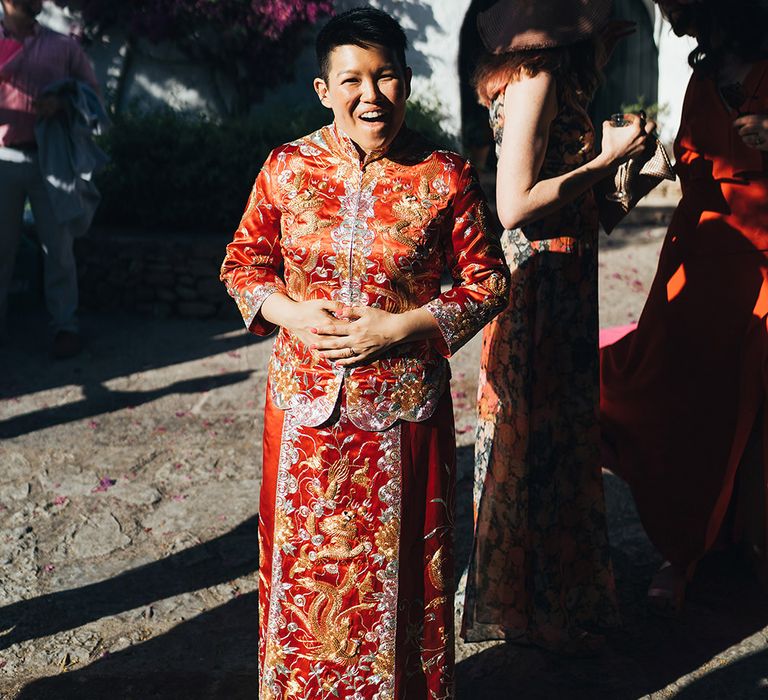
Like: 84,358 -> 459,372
221,124 -> 509,430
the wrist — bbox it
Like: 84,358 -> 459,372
592,151 -> 619,171
260,292 -> 297,328
385,311 -> 409,345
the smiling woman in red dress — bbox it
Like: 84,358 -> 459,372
220,9 -> 509,699
601,0 -> 768,613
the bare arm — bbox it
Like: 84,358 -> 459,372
495,72 -> 654,230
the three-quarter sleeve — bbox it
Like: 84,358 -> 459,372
425,160 -> 510,356
220,153 -> 287,336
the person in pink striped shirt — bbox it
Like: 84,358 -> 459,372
0,0 -> 98,358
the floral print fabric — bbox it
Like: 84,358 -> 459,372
460,89 -> 620,645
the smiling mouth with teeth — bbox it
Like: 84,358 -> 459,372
359,111 -> 387,122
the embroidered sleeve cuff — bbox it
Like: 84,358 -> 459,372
424,298 -> 465,358
229,283 -> 285,336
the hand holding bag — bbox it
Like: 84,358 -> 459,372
597,137 -> 676,234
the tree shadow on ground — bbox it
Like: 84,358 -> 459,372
15,592 -> 259,700
455,468 -> 768,699
0,517 -> 258,653
0,308 -> 261,437
0,371 -> 251,439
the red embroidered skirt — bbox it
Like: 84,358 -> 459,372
258,388 -> 456,699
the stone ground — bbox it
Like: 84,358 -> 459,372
1,207 -> 767,699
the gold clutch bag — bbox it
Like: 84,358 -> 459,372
598,138 -> 676,234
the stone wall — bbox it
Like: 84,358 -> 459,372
75,231 -> 240,321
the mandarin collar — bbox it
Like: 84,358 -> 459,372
329,121 -> 412,168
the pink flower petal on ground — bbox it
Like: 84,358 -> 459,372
92,476 -> 117,493
175,411 -> 187,418
43,564 -> 55,573
87,420 -> 99,429
174,463 -> 183,470
227,351 -> 241,359
171,494 -> 188,502
52,496 -> 68,506
155,426 -> 167,434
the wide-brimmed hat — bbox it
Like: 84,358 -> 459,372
477,0 -> 613,53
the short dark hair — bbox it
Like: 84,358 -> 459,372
315,7 -> 408,80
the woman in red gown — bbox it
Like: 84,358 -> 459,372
601,0 -> 768,612
221,9 -> 509,698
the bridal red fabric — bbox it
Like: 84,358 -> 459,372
221,123 -> 508,699
600,60 -> 768,569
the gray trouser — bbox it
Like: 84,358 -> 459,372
0,148 -> 78,334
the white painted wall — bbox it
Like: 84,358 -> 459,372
654,12 -> 697,144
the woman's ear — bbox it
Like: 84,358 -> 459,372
313,77 -> 332,108
405,66 -> 413,100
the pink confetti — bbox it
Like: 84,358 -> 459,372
218,515 -> 229,521
174,463 -> 183,470
43,563 -> 55,573
87,420 -> 99,429
155,426 -> 167,434
92,476 -> 117,493
222,417 -> 234,425
611,272 -> 623,280
52,496 -> 68,506
227,351 -> 241,359
171,494 -> 188,502
175,411 -> 187,418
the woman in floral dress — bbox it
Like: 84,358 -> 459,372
461,0 -> 654,652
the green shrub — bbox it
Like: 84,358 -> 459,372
95,100 -> 457,234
